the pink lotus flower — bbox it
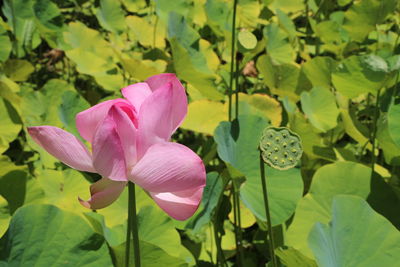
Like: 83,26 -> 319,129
28,74 -> 206,220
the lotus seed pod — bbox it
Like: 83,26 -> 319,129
259,127 -> 303,170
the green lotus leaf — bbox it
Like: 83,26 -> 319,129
287,161 -> 400,258
300,87 -> 340,132
309,195 -> 400,267
0,204 -> 113,266
214,115 -> 303,225
388,100 -> 400,148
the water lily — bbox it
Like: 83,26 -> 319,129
28,74 -> 206,220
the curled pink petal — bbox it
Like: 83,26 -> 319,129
130,142 -> 206,193
79,178 -> 126,209
109,106 -> 138,168
150,186 -> 204,221
28,126 -> 95,172
76,99 -> 134,143
131,74 -> 187,157
121,82 -> 152,111
136,83 -> 174,157
145,73 -> 188,129
92,112 -> 127,181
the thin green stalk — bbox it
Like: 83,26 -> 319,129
128,182 -> 141,267
375,0 -> 384,51
304,0 -> 311,44
358,140 -> 369,160
234,55 -> 240,120
235,188 -> 244,265
228,0 -> 238,122
313,0 -> 326,20
232,187 -> 240,263
359,94 -> 373,159
213,178 -> 228,267
209,224 -> 214,264
213,222 -> 223,267
312,0 -> 325,56
259,152 -> 278,267
8,0 -> 18,57
370,89 -> 381,176
125,187 -> 132,267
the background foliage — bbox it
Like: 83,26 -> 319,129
0,0 -> 400,266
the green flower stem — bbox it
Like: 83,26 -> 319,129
259,152 -> 278,267
213,221 -> 223,267
234,187 -> 244,265
8,0 -> 18,57
370,89 -> 381,176
231,183 -> 244,266
125,190 -> 132,267
228,0 -> 238,122
128,182 -> 141,267
213,178 -> 229,267
234,54 -> 240,120
232,187 -> 240,262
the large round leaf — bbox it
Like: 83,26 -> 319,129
309,195 -> 400,267
137,205 -> 192,261
300,87 -> 339,132
94,187 -> 193,264
126,15 -> 166,48
302,57 -> 337,89
36,169 -> 90,213
4,60 -> 34,82
96,0 -> 126,34
263,23 -> 295,65
0,24 -> 12,62
240,166 -> 303,226
58,90 -> 90,139
388,100 -> 400,148
0,160 -> 27,214
342,0 -> 397,41
0,98 -> 21,154
1,204 -> 113,266
257,54 -> 302,102
269,0 -> 305,14
167,13 -> 223,101
377,114 -> 400,165
332,55 -> 387,98
286,161 -> 400,258
182,93 -> 282,135
214,115 -> 303,226
181,100 -> 227,135
0,195 -> 10,238
112,240 -> 187,267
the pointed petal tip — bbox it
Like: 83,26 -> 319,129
27,126 -> 95,173
78,179 -> 126,210
150,186 -> 204,221
78,196 -> 91,209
